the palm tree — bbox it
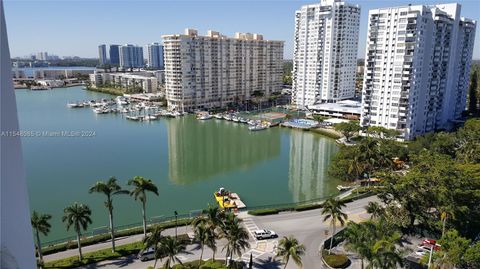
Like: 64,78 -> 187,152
342,222 -> 374,269
221,214 -> 250,267
62,203 -> 92,260
128,176 -> 159,237
321,198 -> 348,254
368,232 -> 404,269
31,211 -> 52,263
143,225 -> 164,269
89,177 -> 129,252
276,235 -> 306,269
365,201 -> 384,220
194,223 -> 213,265
193,205 -> 224,260
159,236 -> 186,269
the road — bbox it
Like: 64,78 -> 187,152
45,196 -> 377,268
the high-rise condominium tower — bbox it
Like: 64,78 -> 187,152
292,0 -> 360,109
98,44 -> 108,66
109,45 -> 120,66
162,29 -> 284,111
119,44 -> 144,69
360,3 -> 476,140
146,43 -> 164,69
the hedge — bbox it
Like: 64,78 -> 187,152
294,203 -> 323,212
322,250 -> 350,268
248,208 -> 285,216
44,234 -> 190,268
42,218 -> 192,256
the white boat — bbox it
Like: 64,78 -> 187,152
223,114 -> 233,121
197,113 -> 213,120
67,102 -> 80,108
126,115 -> 140,121
116,96 -> 129,106
249,124 -> 268,131
120,108 -> 130,113
214,113 -> 224,119
144,115 -> 157,121
93,106 -> 109,114
239,118 -> 248,123
232,116 -> 240,122
337,185 -> 353,192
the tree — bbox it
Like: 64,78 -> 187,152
342,222 -> 372,269
128,176 -> 159,237
192,205 -> 224,260
194,223 -> 214,265
431,229 -> 471,268
366,126 -> 400,139
365,201 -> 384,220
334,121 -> 361,142
321,198 -> 348,254
62,203 -> 92,260
276,235 -> 306,269
468,70 -> 478,114
143,225 -> 164,269
31,211 -> 52,263
463,242 -> 480,269
89,177 -> 129,252
158,236 -> 186,269
221,213 -> 250,266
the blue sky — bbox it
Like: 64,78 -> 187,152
4,0 -> 480,59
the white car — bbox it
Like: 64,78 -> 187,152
254,229 -> 277,240
138,247 -> 155,261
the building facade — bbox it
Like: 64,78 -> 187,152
360,4 -> 476,140
98,44 -> 108,66
146,43 -> 164,69
36,52 -> 48,61
89,71 -> 160,93
292,0 -> 360,109
109,45 -> 120,66
119,44 -> 144,69
162,29 -> 284,111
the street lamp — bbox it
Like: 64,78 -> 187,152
174,211 -> 178,240
427,243 -> 441,269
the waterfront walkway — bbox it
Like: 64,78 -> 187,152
44,196 -> 377,269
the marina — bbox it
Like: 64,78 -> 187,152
16,86 -> 341,242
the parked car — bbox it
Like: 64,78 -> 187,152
422,239 -> 437,246
415,248 -> 428,256
254,229 -> 277,240
138,247 -> 155,261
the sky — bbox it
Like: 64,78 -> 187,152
4,0 -> 480,59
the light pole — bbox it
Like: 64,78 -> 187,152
427,243 -> 441,269
174,211 -> 178,240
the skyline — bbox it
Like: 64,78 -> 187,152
4,0 -> 480,60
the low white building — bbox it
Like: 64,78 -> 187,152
37,79 -> 65,88
89,71 -> 159,93
308,100 -> 361,119
34,69 -> 94,79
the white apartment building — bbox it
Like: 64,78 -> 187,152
292,0 -> 360,109
360,3 -> 476,140
89,71 -> 159,93
162,29 -> 284,111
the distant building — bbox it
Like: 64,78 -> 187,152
360,3 -> 477,140
292,0 -> 360,109
89,71 -> 160,93
36,52 -> 48,61
109,45 -> 120,66
163,29 -> 284,111
11,69 -> 26,79
308,100 -> 361,119
98,44 -> 108,66
34,69 -> 94,79
146,43 -> 164,69
119,44 -> 144,69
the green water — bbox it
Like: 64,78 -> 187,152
15,86 -> 341,243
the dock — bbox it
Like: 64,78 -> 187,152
230,193 -> 246,209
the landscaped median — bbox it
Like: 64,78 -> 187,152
321,249 -> 351,269
42,218 -> 192,256
43,234 -> 190,268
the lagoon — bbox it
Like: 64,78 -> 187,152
15,86 -> 341,243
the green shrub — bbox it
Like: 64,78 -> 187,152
42,218 -> 192,256
294,203 -> 323,211
322,250 -> 350,268
248,207 -> 293,216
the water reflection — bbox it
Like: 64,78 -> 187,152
288,132 -> 339,202
166,116 -> 281,184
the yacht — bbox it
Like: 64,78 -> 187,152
197,112 -> 213,120
144,115 -> 157,121
214,113 -> 224,119
249,124 -> 268,131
